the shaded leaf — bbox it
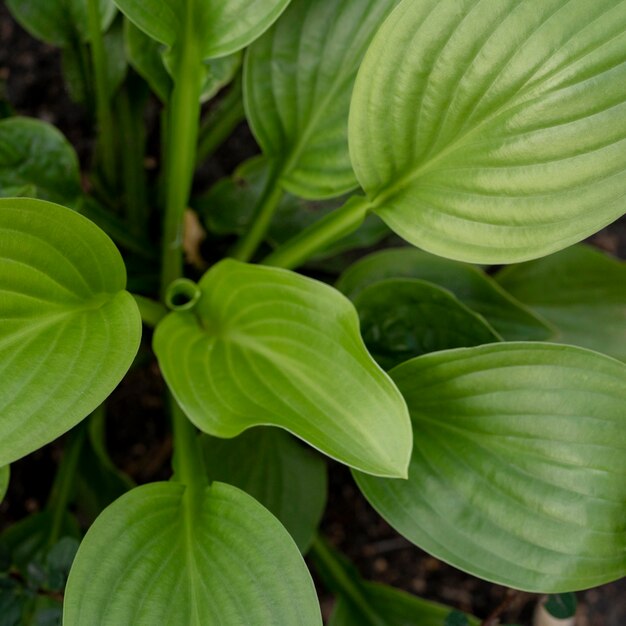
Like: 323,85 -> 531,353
64,482 -> 322,625
497,245 -> 626,360
354,278 -> 501,369
0,198 -> 141,465
0,466 -> 8,503
355,343 -> 626,591
544,593 -> 577,619
349,0 -> 626,262
245,0 -> 400,198
336,248 -> 554,341
154,259 -> 411,478
201,427 -> 326,552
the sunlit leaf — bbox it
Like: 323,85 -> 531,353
349,0 -> 626,262
497,245 -> 626,360
154,259 -> 411,478
336,248 -> 554,341
64,482 -> 322,625
245,0 -> 400,198
355,343 -> 626,591
0,198 -> 141,465
354,278 -> 501,369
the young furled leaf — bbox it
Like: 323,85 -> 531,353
355,343 -> 626,592
349,0 -> 626,263
154,260 -> 411,478
0,198 -> 141,465
63,482 -> 322,625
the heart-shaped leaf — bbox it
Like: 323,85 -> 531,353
354,278 -> 501,370
154,259 -> 411,478
0,198 -> 141,465
355,343 -> 626,592
0,465 -> 8,502
6,0 -> 115,46
114,0 -> 290,60
201,427 -> 326,552
245,0 -> 400,199
63,482 -> 322,625
0,118 -> 82,206
497,245 -> 626,360
337,248 -> 554,341
349,0 -> 626,263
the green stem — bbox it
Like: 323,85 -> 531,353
116,80 -> 148,233
231,162 -> 284,262
86,0 -> 117,188
170,399 -> 207,493
196,78 -> 245,163
309,536 -> 387,626
133,294 -> 168,327
262,194 -> 370,269
46,422 -> 87,547
160,36 -> 204,296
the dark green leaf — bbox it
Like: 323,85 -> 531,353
154,259 -> 411,477
0,466 -> 8,503
201,427 -> 326,552
354,278 -> 501,369
355,343 -> 626,591
544,593 -> 577,619
497,245 -> 626,360
336,248 -> 554,341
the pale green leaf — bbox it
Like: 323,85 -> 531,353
63,482 -> 322,625
0,465 -> 9,502
497,244 -> 626,360
354,278 -> 501,369
245,0 -> 400,199
201,427 -> 326,552
349,0 -> 626,263
336,248 -> 554,341
355,343 -> 626,592
154,259 -> 411,478
6,0 -> 115,47
114,0 -> 291,60
0,198 -> 141,465
0,118 -> 82,206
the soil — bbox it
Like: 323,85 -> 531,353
0,6 -> 625,625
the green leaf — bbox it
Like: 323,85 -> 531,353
544,593 -> 577,619
6,0 -> 115,47
330,582 -> 477,626
201,427 -> 327,552
349,0 -> 626,263
197,156 -> 387,258
354,278 -> 501,370
102,15 -> 128,100
245,0 -> 400,199
0,466 -> 8,503
497,245 -> 626,360
63,482 -> 322,625
444,612 -> 471,626
0,198 -> 141,465
336,249 -> 554,341
354,343 -> 626,592
0,118 -> 82,206
154,259 -> 411,478
114,0 -> 291,60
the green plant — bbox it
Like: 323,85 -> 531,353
1,0 -> 625,624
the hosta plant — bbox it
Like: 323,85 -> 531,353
1,0 -> 625,624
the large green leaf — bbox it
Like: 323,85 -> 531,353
354,278 -> 501,370
201,427 -> 326,552
0,118 -> 82,206
355,343 -> 626,592
6,0 -> 115,47
0,198 -> 141,465
245,0 -> 400,199
154,259 -> 411,478
336,248 -> 553,341
0,465 -> 8,502
63,482 -> 322,625
349,0 -> 626,263
114,0 -> 290,60
497,245 -> 626,360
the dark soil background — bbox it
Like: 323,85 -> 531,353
1,5 -> 625,625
